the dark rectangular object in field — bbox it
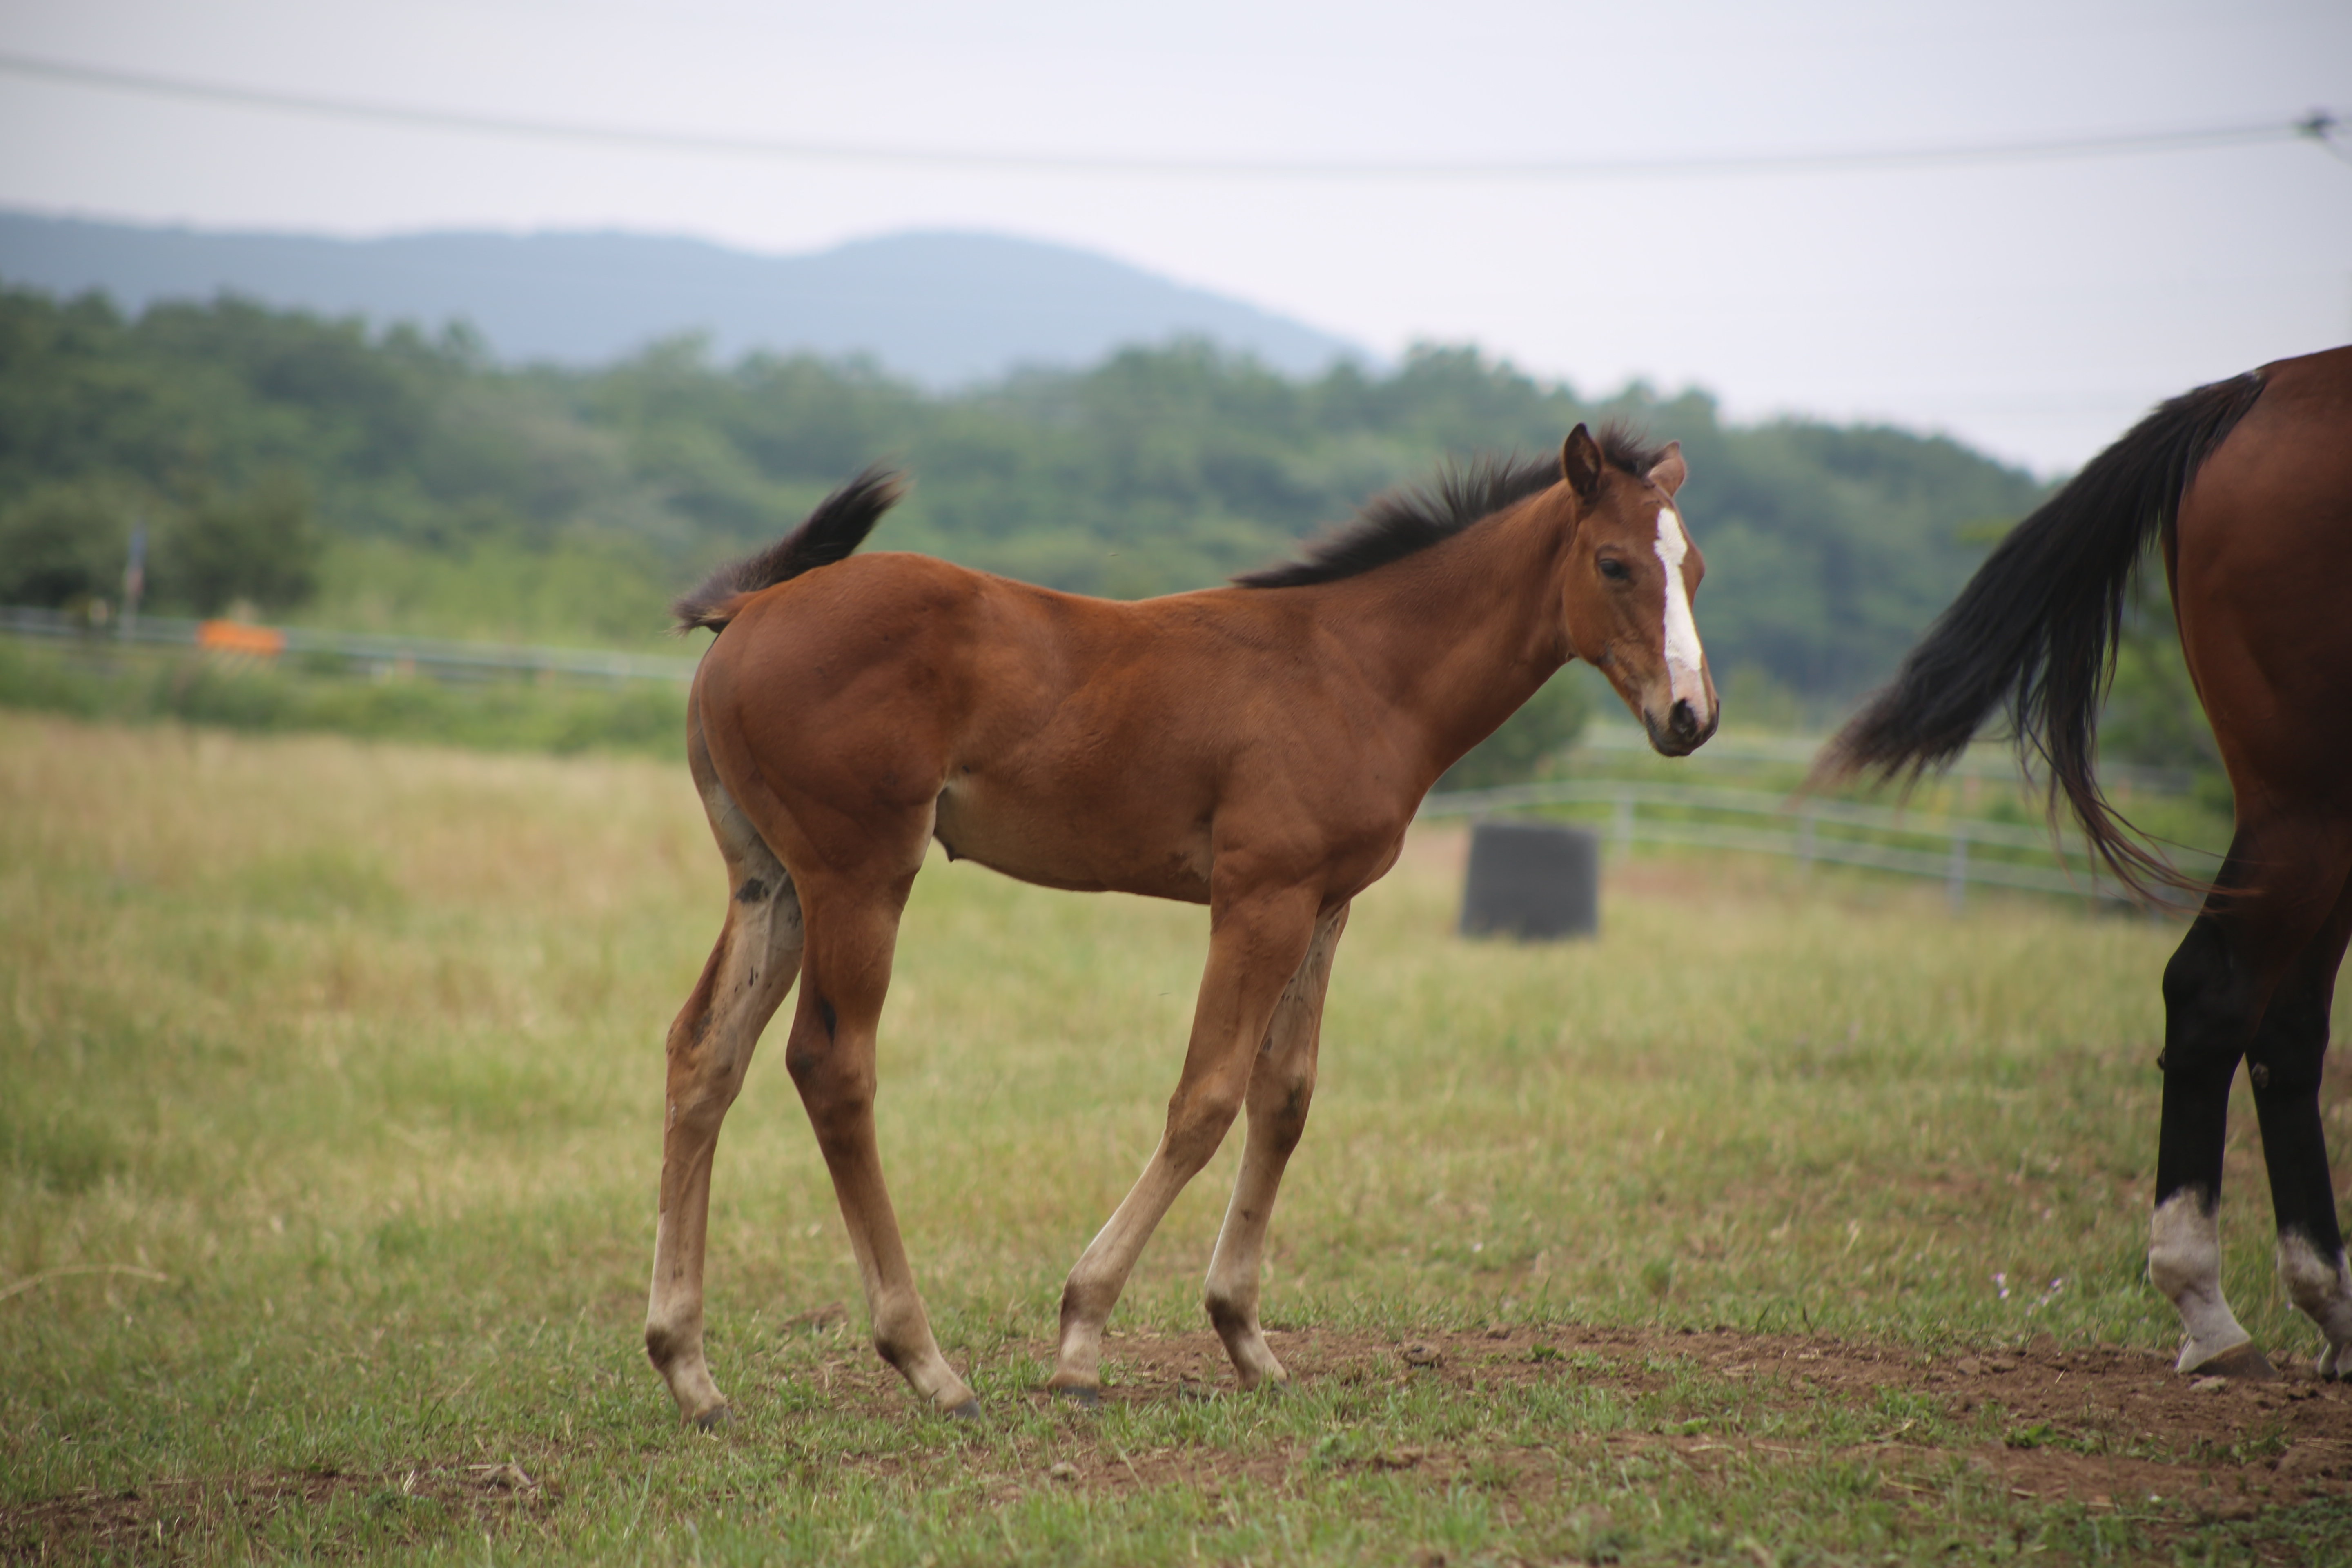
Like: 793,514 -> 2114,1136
1459,820 -> 1599,940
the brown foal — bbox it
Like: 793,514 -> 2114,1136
645,425 -> 1719,1423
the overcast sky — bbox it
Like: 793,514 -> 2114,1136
2,0 -> 2346,472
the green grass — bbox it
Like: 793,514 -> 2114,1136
0,636 -> 688,759
0,713 -> 2337,1564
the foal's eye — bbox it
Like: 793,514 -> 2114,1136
1597,558 -> 1632,583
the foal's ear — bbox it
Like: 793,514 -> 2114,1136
1560,424 -> 1605,500
1647,441 -> 1686,498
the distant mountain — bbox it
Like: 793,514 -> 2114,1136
0,212 -> 1370,383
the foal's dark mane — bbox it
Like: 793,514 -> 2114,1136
672,428 -> 1671,632
1233,426 -> 1667,590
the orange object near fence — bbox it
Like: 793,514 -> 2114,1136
195,619 -> 286,657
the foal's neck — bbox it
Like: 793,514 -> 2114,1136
1326,488 -> 1575,787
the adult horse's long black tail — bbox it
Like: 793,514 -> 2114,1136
1812,369 -> 2267,900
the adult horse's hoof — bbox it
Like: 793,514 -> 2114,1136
1051,1384 -> 1103,1410
2189,1342 -> 2279,1381
689,1403 -> 735,1430
945,1397 -> 982,1421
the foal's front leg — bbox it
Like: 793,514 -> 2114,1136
1203,903 -> 1348,1389
1048,886 -> 1323,1401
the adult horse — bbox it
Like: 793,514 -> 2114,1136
1814,346 -> 2352,1379
644,425 -> 1719,1423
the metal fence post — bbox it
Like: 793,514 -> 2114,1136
1613,792 -> 1635,859
1947,828 -> 1969,913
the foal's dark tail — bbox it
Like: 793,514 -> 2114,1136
672,465 -> 906,633
1809,370 -> 2267,900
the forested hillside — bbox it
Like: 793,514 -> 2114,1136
0,285 -> 2047,701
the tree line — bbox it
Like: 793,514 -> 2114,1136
2,284 -> 2125,781
0,283 -> 2056,699
15,283 -> 2243,787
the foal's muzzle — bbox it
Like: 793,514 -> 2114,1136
1645,697 -> 1717,758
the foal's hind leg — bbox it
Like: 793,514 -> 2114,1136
1203,903 -> 1348,1390
2252,873 -> 2352,1376
645,756 -> 804,1425
784,868 -> 978,1416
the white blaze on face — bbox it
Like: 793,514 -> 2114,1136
1653,507 -> 1707,705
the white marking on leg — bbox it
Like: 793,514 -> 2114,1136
2149,1191 -> 2253,1372
2276,1233 -> 2352,1378
1653,508 -> 1706,706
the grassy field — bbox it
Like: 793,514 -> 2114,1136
3,713 -> 2347,1564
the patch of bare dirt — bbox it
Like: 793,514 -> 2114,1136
1,1460 -> 550,1564
16,1325 -> 2350,1557
918,1321 -> 2352,1522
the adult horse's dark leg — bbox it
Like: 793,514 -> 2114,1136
2151,825 -> 2352,1376
2151,885 -> 2258,1375
2251,876 -> 2352,1376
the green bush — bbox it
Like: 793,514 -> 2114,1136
151,470 -> 322,615
0,478 -> 137,608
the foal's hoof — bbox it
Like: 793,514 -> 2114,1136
945,1398 -> 982,1421
689,1403 -> 735,1431
2191,1343 -> 2280,1382
1051,1384 -> 1103,1410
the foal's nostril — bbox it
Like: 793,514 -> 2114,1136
1668,699 -> 1698,741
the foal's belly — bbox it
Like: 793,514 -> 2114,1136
929,779 -> 1215,904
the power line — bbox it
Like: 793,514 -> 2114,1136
0,48 -> 2337,182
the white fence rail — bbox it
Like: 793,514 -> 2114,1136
1,604 -> 701,685
1570,719 -> 2202,796
1420,778 -> 2214,910
6,604 -> 2214,910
